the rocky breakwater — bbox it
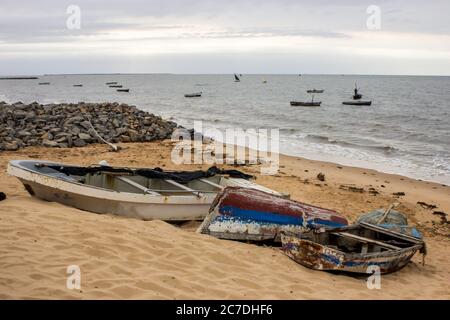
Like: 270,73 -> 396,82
0,101 -> 178,151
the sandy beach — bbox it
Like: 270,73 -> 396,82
0,141 -> 449,299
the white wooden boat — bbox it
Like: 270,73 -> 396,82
7,160 -> 285,221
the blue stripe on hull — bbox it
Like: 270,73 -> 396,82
218,205 -> 345,228
219,205 -> 304,225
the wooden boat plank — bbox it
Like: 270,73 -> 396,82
116,176 -> 161,196
165,179 -> 203,196
199,178 -> 224,190
333,231 -> 401,250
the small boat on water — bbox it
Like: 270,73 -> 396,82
234,74 -> 240,82
353,83 -> 362,100
281,221 -> 426,274
109,85 -> 123,88
106,82 -> 118,85
306,89 -> 324,94
197,187 -> 347,242
184,92 -> 202,98
73,84 -> 83,87
7,160 -> 284,221
117,89 -> 130,92
342,101 -> 372,106
38,82 -> 50,85
290,101 -> 321,107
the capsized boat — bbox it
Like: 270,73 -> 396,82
290,101 -> 321,107
184,92 -> 202,98
197,187 -> 348,241
281,221 -> 426,274
7,160 -> 285,221
342,101 -> 372,106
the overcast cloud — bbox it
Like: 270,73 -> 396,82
0,0 -> 449,75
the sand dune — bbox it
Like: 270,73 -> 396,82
0,142 -> 449,299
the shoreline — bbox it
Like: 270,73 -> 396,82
0,142 -> 449,299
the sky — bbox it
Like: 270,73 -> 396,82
1,0 -> 449,75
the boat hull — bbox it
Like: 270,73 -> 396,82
7,160 -> 285,221
198,187 -> 348,241
290,101 -> 321,107
306,90 -> 324,93
16,178 -> 213,220
281,223 -> 425,274
342,101 -> 372,106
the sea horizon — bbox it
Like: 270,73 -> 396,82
1,73 -> 449,185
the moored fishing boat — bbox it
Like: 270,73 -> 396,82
197,187 -> 347,241
7,160 -> 284,221
184,92 -> 202,98
280,222 -> 426,274
342,101 -> 372,106
306,89 -> 324,93
290,101 -> 321,107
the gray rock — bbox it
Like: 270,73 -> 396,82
73,138 -> 86,147
3,141 -> 19,151
79,121 -> 91,130
17,130 -> 32,137
42,139 -> 59,147
78,133 -> 92,141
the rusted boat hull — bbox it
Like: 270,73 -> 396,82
281,222 -> 425,274
197,187 -> 348,241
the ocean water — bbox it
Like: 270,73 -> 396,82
1,74 -> 449,184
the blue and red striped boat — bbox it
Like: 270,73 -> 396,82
197,187 -> 348,241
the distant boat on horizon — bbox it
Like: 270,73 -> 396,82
234,74 -> 240,82
307,89 -> 324,94
38,82 -> 50,85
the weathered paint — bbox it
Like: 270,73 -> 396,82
280,223 -> 426,274
198,187 -> 348,241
